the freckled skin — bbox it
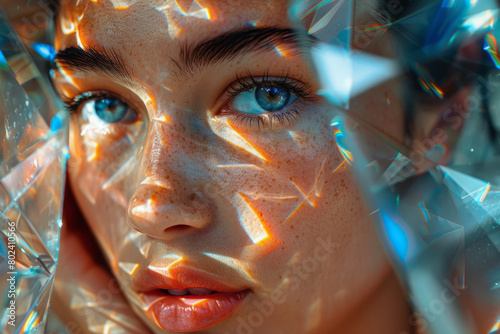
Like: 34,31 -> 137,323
55,0 -> 410,333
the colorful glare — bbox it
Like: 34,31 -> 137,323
274,44 -> 294,58
359,23 -> 388,33
489,319 -> 500,334
462,9 -> 495,30
21,311 -> 40,332
485,33 -> 500,69
32,43 -> 56,61
478,183 -> 491,202
333,127 -> 354,164
430,83 -> 444,99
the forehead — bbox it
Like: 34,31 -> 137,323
57,0 -> 291,51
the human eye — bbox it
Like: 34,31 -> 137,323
218,74 -> 315,130
64,91 -> 139,125
63,90 -> 146,156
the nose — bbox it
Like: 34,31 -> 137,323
127,118 -> 214,240
127,182 -> 213,240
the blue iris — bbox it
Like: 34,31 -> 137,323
93,98 -> 128,123
255,86 -> 290,111
232,85 -> 295,114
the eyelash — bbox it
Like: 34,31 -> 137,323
222,72 -> 314,129
62,91 -> 119,114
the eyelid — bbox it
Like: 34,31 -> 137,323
227,73 -> 313,98
62,90 -> 143,118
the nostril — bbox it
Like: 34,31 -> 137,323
163,225 -> 194,233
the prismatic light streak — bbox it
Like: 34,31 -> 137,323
234,192 -> 270,244
307,0 -> 346,35
210,118 -> 268,162
118,262 -> 140,276
485,33 -> 500,69
151,114 -> 170,123
274,44 -> 294,58
216,164 -> 262,170
55,66 -> 80,95
21,310 -> 41,332
173,0 -> 211,20
155,1 -> 212,39
203,252 -> 257,285
140,176 -> 171,190
489,318 -> 500,334
147,254 -> 184,278
283,157 -> 330,223
123,230 -> 152,258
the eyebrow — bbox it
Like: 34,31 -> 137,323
178,26 -> 305,74
55,27 -> 307,83
55,45 -> 135,86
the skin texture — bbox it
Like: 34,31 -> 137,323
53,0 -> 412,333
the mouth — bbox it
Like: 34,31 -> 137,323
134,265 -> 251,332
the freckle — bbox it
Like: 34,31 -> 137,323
296,235 -> 299,239
290,225 -> 294,229
170,200 -> 174,204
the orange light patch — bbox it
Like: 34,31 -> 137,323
86,142 -> 102,162
152,114 -> 170,123
274,44 -> 294,58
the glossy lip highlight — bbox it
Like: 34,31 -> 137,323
134,264 -> 252,331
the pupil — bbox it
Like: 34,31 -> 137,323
94,98 -> 128,123
255,86 -> 290,111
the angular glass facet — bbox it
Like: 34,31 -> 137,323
0,5 -> 67,334
291,0 -> 500,332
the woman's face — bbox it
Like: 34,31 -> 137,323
54,0 -> 404,333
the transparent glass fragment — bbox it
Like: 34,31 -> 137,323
0,4 -> 67,334
291,0 -> 500,332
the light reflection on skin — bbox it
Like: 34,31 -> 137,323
54,0 -> 410,333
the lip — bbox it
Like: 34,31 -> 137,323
134,264 -> 251,331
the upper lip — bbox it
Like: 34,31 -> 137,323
133,262 -> 247,293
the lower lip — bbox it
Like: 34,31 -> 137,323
144,290 -> 250,332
